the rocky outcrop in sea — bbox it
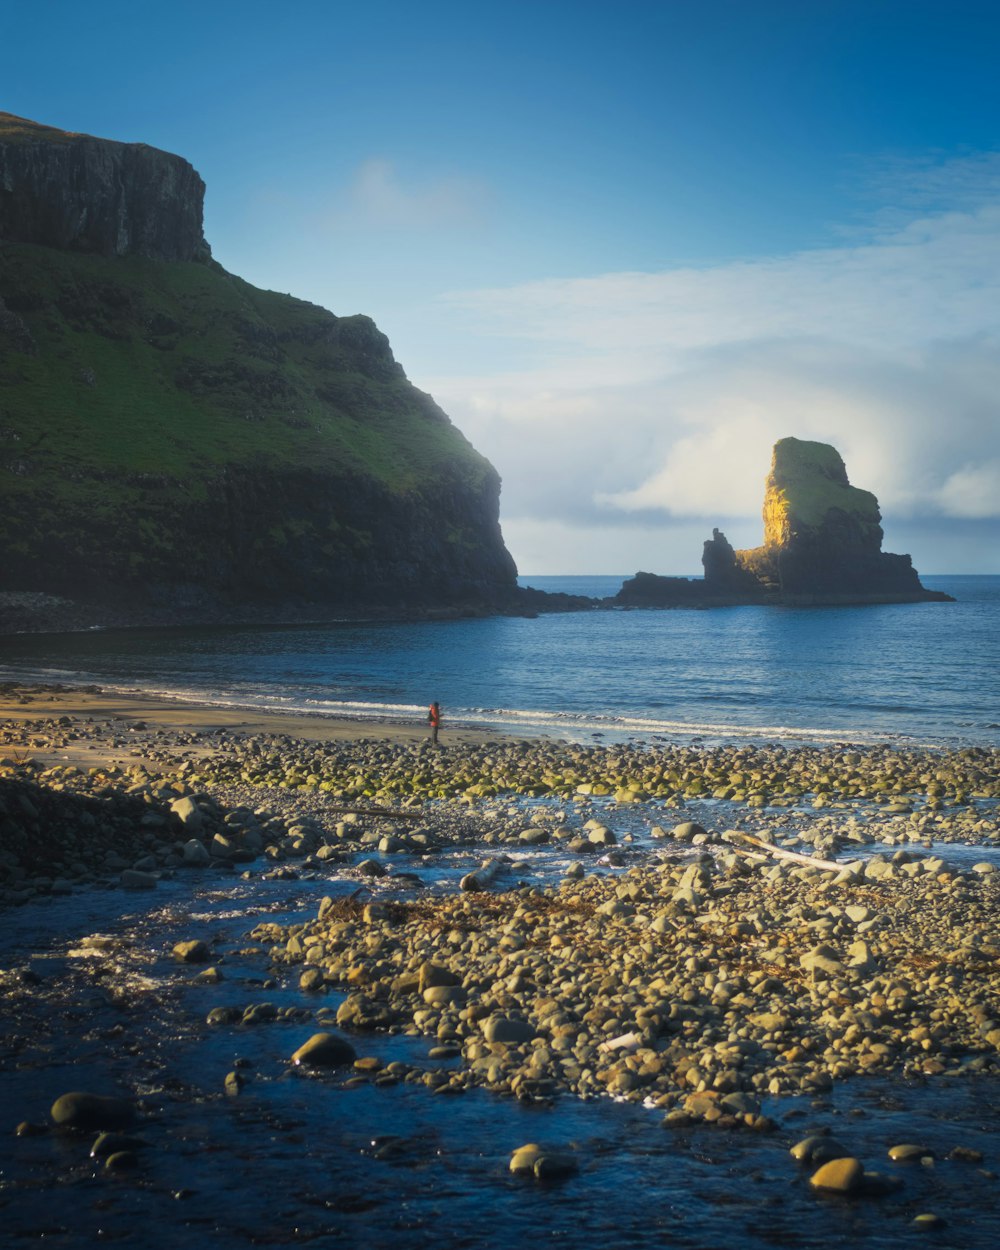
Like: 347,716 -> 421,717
618,438 -> 952,607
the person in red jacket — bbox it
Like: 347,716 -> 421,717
428,701 -> 442,745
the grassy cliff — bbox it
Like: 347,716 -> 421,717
0,234 -> 516,622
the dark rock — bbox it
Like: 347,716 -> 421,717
291,1032 -> 358,1067
172,939 -> 210,963
0,113 -> 207,261
619,438 -> 952,608
224,1070 -> 246,1096
50,1092 -> 136,1131
104,1150 -> 140,1171
91,1131 -> 148,1159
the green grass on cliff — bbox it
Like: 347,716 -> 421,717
0,245 -> 489,499
767,436 -> 880,529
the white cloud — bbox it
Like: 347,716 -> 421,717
936,460 -> 1000,518
333,157 -> 489,230
422,165 -> 1000,572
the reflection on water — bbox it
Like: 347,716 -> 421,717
2,870 -> 1000,1249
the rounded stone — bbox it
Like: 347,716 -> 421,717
291,1032 -> 357,1067
224,1071 -> 245,1096
180,837 -> 211,866
91,1132 -> 146,1159
172,939 -> 210,963
422,984 -> 465,1006
483,1015 -> 535,1044
509,1143 -> 543,1174
104,1150 -> 139,1171
810,1157 -> 864,1193
672,822 -> 707,840
888,1143 -> 935,1162
206,1006 -> 241,1025
790,1135 -> 851,1165
534,1152 -> 579,1180
51,1092 -> 137,1132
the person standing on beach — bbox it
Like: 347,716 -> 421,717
428,701 -> 442,745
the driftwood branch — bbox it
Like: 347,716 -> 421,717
460,857 -> 508,892
722,830 -> 856,874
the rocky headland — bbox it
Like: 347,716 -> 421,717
617,438 -> 952,608
0,114 -> 526,631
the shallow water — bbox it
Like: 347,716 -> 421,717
2,869 -> 999,1249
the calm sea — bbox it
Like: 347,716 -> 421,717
1,574 -> 997,748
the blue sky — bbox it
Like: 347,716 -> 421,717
5,0 -> 1000,572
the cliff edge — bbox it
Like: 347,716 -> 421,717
0,113 -> 208,262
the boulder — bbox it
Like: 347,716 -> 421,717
291,1032 -> 357,1067
51,1092 -> 136,1131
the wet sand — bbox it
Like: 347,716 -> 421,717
0,682 -> 493,771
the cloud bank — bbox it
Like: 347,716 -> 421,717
423,159 -> 1000,573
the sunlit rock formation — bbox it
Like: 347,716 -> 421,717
618,437 -> 952,607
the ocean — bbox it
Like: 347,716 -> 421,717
4,575 -> 1000,1249
1,574 -> 998,749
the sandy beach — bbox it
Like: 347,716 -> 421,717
0,682 -> 492,772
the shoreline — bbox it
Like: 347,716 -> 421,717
3,679 -> 1000,1240
0,682 -> 497,769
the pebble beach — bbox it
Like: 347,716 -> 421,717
2,682 -> 1000,1247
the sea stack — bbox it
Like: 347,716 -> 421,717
618,437 -> 952,606
705,437 -> 951,604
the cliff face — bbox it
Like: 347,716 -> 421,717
0,113 -> 208,262
0,114 -> 517,628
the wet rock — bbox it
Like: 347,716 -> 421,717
206,1006 -> 242,1026
809,1157 -> 864,1193
888,1143 -> 935,1162
672,822 -> 707,840
50,1092 -> 136,1131
180,838 -> 211,867
15,1121 -> 47,1137
193,965 -> 224,984
299,967 -> 326,992
172,939 -> 210,963
91,1132 -> 148,1159
120,868 -> 158,889
104,1150 -> 140,1170
224,1071 -> 246,1096
509,1142 -> 578,1180
291,1032 -> 358,1067
791,1135 -> 851,1165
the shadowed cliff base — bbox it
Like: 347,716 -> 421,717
617,438 -> 954,608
